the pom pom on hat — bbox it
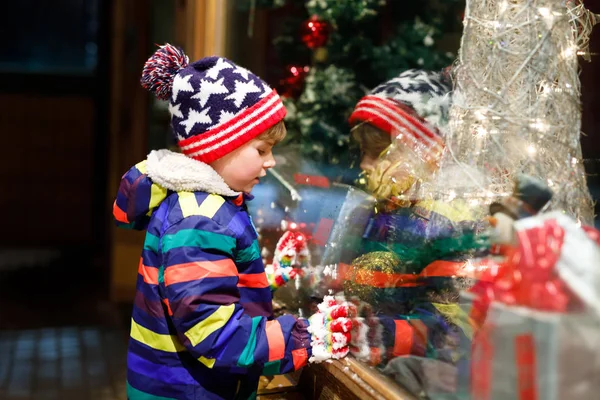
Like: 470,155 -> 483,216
141,44 -> 189,100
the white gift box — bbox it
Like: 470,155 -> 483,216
470,302 -> 600,400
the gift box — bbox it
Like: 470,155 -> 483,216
460,212 -> 600,400
470,302 -> 600,400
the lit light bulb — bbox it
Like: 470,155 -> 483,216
538,7 -> 551,18
561,46 -> 576,59
530,119 -> 549,132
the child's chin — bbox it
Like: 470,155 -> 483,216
242,185 -> 256,194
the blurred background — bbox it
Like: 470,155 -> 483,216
0,0 -> 599,399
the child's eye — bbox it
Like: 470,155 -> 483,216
258,149 -> 265,155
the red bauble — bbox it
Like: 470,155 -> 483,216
300,15 -> 330,49
279,65 -> 310,99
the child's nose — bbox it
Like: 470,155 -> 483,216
263,153 -> 276,169
360,156 -> 376,172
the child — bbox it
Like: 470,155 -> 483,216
350,68 -> 451,208
113,44 -> 350,400
349,69 -> 483,268
345,69 -> 486,395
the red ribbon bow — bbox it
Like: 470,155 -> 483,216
469,219 -> 578,328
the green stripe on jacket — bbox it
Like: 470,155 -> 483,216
162,229 -> 236,256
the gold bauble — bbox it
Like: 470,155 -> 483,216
344,251 -> 401,302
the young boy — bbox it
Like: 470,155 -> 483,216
349,69 -> 451,206
113,45 -> 349,400
345,69 -> 486,396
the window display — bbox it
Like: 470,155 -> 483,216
243,1 -> 600,398
133,0 -> 600,398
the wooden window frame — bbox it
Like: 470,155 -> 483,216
175,0 -> 229,59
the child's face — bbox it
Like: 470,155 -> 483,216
210,137 -> 277,194
360,144 -> 420,201
359,152 -> 381,173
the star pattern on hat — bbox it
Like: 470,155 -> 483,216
218,110 -> 236,125
180,107 -> 212,135
205,58 -> 233,80
259,83 -> 271,99
232,65 -> 250,80
362,69 -> 452,134
224,80 -> 261,108
162,54 -> 285,144
191,77 -> 229,107
169,102 -> 184,119
172,74 -> 194,101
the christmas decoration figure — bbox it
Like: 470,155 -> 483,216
265,230 -> 311,291
488,174 -> 554,248
308,296 -> 370,363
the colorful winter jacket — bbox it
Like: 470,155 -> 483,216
113,150 -> 311,400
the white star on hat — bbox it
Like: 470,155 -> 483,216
168,102 -> 184,119
180,107 -> 213,135
218,110 -> 236,125
224,80 -> 261,108
172,74 -> 194,102
232,65 -> 250,80
191,77 -> 229,107
205,58 -> 233,80
259,82 -> 271,99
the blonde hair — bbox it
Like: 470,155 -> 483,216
351,122 -> 391,157
258,120 -> 287,143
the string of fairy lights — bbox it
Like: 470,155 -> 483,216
435,0 -> 596,224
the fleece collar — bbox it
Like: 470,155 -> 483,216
145,149 -> 240,197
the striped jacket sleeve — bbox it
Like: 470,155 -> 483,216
160,215 -> 312,374
113,160 -> 169,231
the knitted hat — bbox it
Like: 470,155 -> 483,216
349,69 -> 452,166
141,44 -> 286,164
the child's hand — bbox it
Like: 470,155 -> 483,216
307,296 -> 365,363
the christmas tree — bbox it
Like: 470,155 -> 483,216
240,0 -> 464,167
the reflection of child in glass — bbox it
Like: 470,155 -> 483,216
351,69 -> 449,209
350,69 -> 468,266
113,44 -> 349,400
346,69 -> 473,395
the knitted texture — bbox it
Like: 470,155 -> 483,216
141,44 -> 286,163
349,69 -> 452,163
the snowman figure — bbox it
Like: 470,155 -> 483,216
488,174 -> 553,250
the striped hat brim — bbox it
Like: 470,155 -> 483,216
179,90 -> 286,163
349,95 -> 445,167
